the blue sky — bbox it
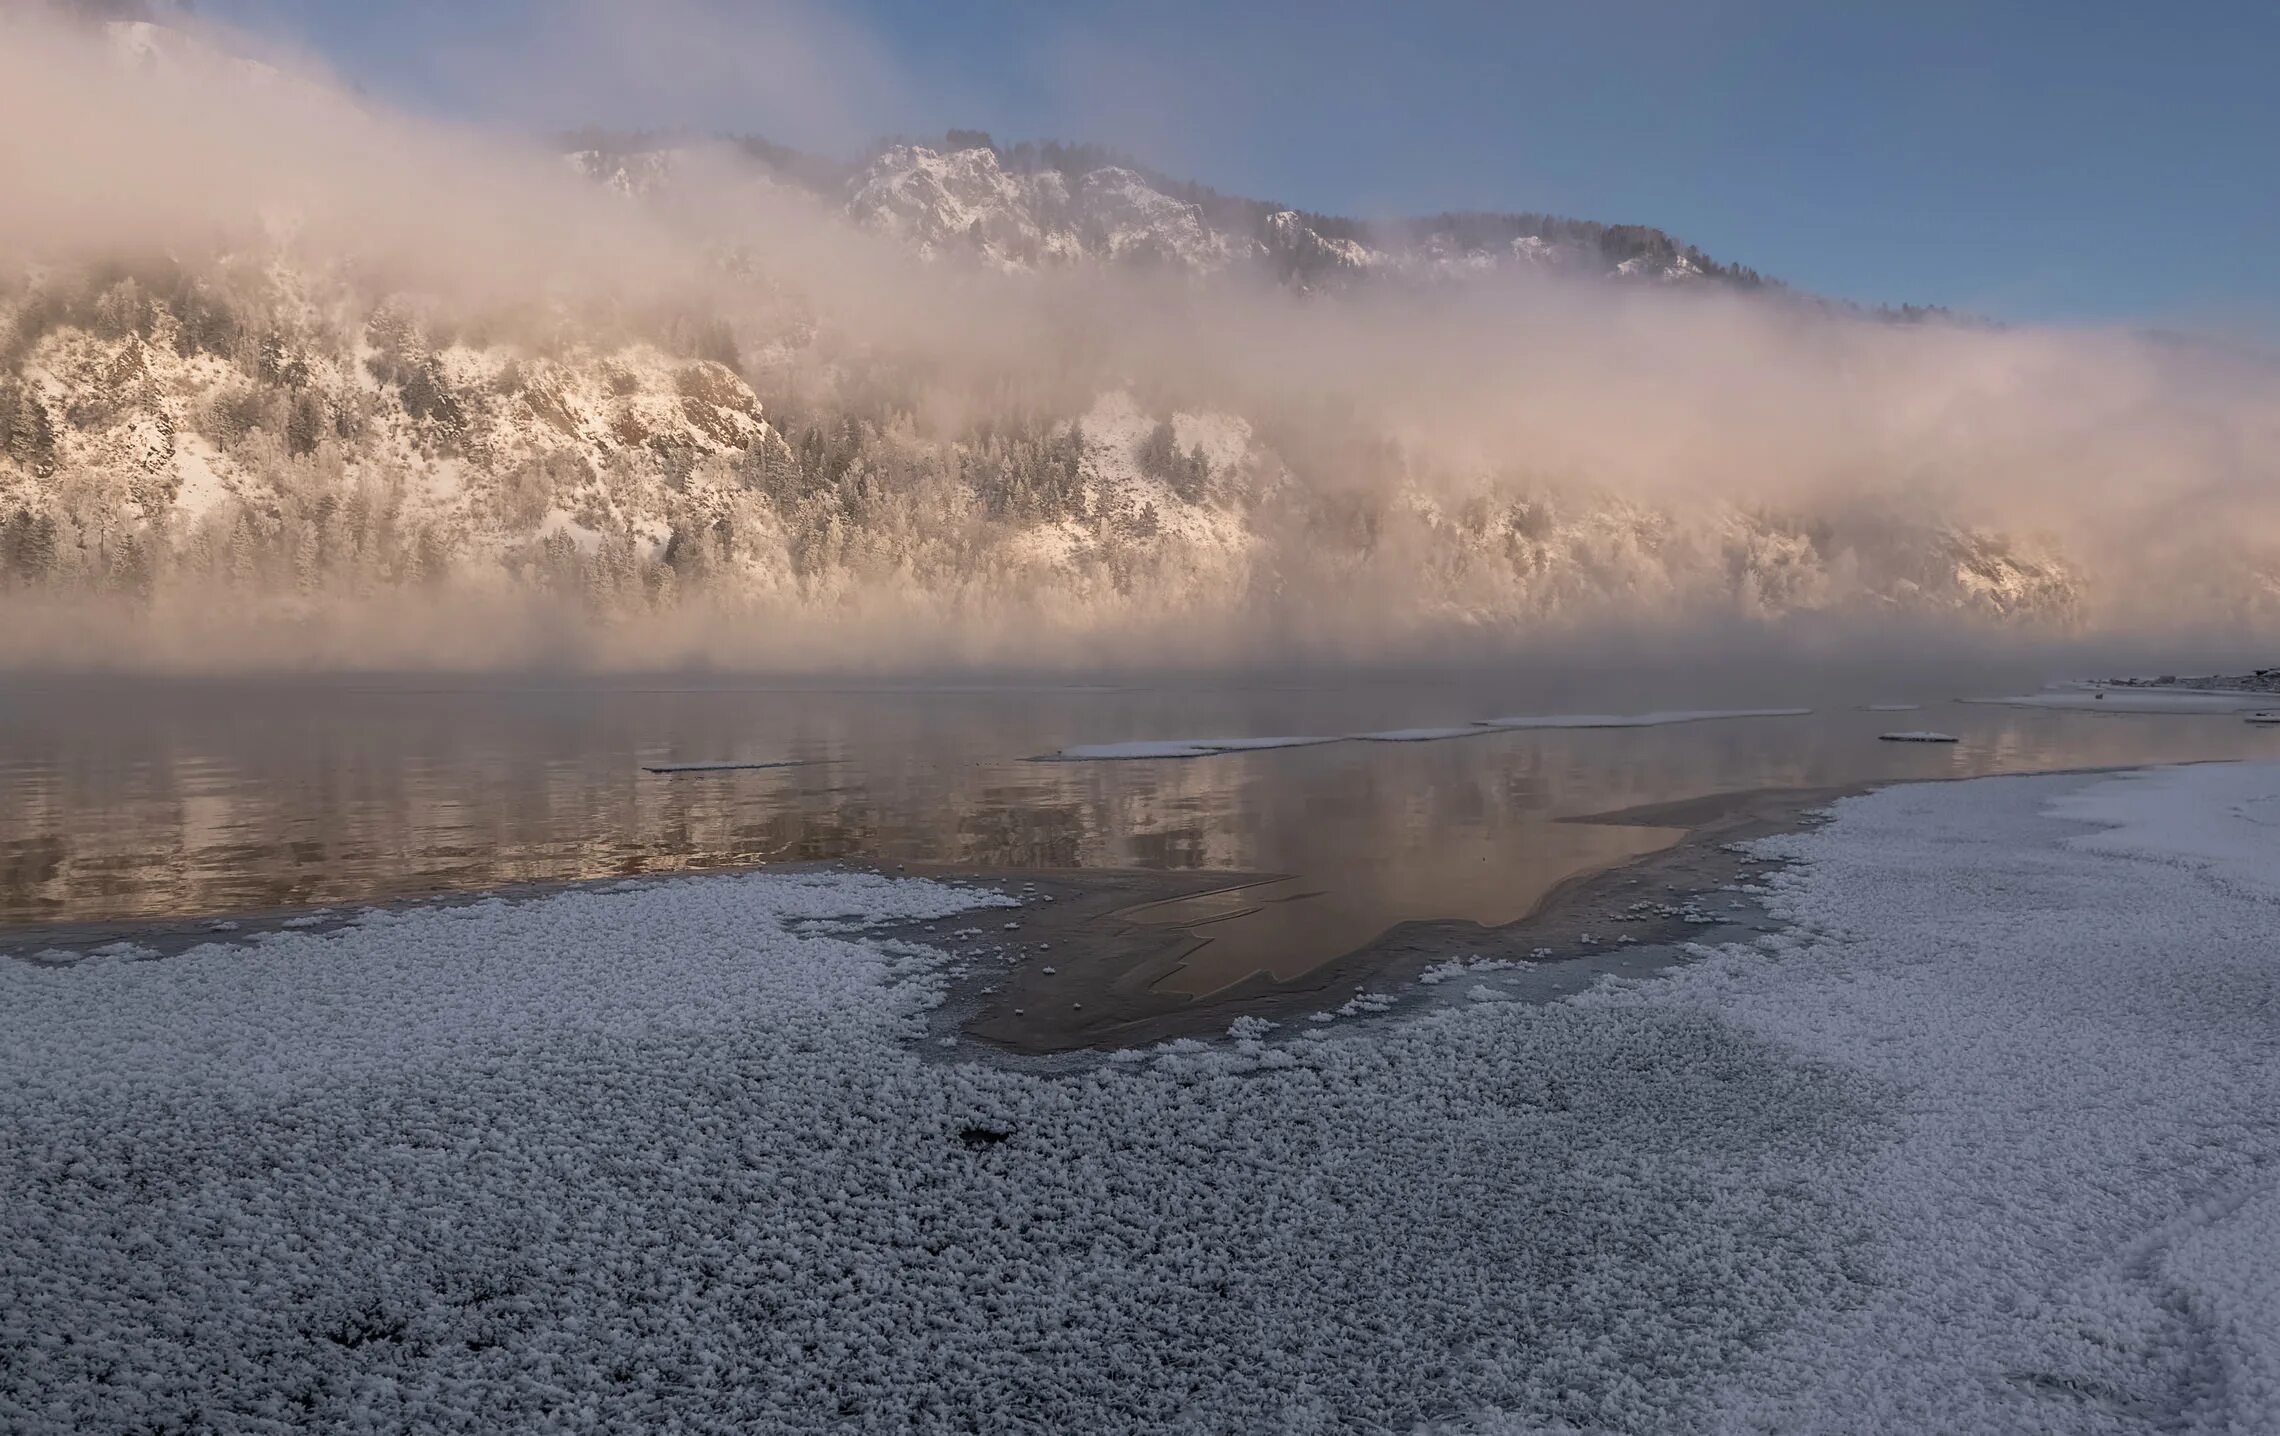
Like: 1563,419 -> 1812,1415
206,0 -> 2279,328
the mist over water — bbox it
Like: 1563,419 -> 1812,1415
2,7 -> 2278,675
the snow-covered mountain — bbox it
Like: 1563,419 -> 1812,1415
569,137 -> 1761,292
846,146 -> 1255,273
11,10 -> 2264,669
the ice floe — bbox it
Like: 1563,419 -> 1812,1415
1032,735 -> 1337,760
1348,725 -> 1500,742
1476,707 -> 1812,729
1046,709 -> 1814,760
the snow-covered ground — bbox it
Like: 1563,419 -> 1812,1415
1579,761 -> 2280,1434
5,765 -> 2277,1433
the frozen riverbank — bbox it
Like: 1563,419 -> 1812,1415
1637,761 -> 2280,1434
5,764 -> 2278,1433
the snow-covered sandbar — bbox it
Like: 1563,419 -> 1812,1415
5,764 -> 2278,1432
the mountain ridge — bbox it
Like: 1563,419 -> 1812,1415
568,128 -> 1784,296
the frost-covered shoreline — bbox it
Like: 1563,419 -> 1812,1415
6,764 -> 2279,1432
1588,762 -> 2280,1433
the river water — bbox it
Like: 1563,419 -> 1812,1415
4,674 -> 2273,986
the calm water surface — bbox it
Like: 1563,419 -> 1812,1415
4,675 -> 2274,981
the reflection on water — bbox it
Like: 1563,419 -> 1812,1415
1114,824 -> 1687,997
4,679 -> 2275,981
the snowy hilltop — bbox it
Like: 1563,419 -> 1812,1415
573,132 -> 1773,294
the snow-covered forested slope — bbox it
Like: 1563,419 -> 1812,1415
2,9 -> 2275,668
0,258 -> 2092,657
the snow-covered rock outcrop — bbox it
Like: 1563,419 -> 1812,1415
834,142 -> 1728,287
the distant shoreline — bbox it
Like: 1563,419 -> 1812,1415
2098,670 -> 2280,696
